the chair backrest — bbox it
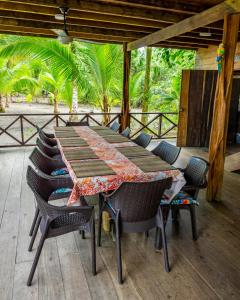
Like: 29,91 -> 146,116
152,141 -> 181,165
108,178 -> 172,223
109,121 -> 120,132
184,156 -> 209,187
39,130 -> 57,146
29,147 -> 63,175
36,137 -> 58,157
121,127 -> 130,138
27,165 -> 53,203
66,120 -> 89,126
133,132 -> 152,148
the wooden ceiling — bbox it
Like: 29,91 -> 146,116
0,0 -> 237,50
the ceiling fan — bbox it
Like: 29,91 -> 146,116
52,6 -> 103,45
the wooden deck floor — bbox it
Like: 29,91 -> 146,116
1,147 -> 240,300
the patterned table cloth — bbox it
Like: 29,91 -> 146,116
55,126 -> 186,206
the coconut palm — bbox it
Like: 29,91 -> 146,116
74,43 -> 123,123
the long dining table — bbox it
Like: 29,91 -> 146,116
54,125 -> 186,206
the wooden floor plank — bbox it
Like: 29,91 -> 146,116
0,150 -> 25,300
38,239 -> 66,300
16,149 -> 37,264
0,150 -> 16,228
74,231 -> 119,300
12,261 -> 38,300
57,233 -> 92,300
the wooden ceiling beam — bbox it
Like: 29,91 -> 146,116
0,1 -> 227,33
0,17 -> 218,47
127,0 -> 240,50
0,0 -> 227,30
0,11 -> 224,43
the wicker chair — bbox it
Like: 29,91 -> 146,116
39,130 -> 57,147
36,125 -> 55,139
132,132 -> 152,148
36,137 -> 61,158
26,166 -> 96,286
66,120 -> 89,126
30,147 -> 67,177
152,141 -> 181,165
98,178 -> 172,284
121,127 -> 130,138
109,121 -> 120,132
164,156 -> 209,240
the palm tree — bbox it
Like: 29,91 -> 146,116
75,43 -> 123,124
0,37 -> 80,114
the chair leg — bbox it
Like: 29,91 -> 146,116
154,227 -> 162,250
161,225 -> 170,272
27,227 -> 48,286
97,196 -> 103,247
91,214 -> 97,276
189,205 -> 198,241
28,216 -> 41,252
115,211 -> 123,284
81,230 -> 85,239
171,206 -> 180,221
145,231 -> 149,238
29,207 -> 39,237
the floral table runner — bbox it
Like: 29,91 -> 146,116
55,126 -> 186,206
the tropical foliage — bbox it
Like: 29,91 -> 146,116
0,34 -> 195,122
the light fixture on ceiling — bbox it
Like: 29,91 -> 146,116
199,28 -> 212,37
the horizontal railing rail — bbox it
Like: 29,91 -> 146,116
0,111 -> 178,148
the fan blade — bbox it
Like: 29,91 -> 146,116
51,28 -> 68,37
73,38 -> 104,45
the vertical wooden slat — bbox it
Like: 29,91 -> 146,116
177,70 -> 190,146
121,42 -> 131,130
207,14 -> 240,202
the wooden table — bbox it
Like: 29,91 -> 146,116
55,126 -> 185,206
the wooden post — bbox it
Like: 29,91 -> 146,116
121,42 -> 131,130
207,14 -> 240,202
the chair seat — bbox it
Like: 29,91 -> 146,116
161,191 -> 199,206
51,167 -> 69,176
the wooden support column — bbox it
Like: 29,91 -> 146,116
207,14 -> 240,202
121,42 -> 131,130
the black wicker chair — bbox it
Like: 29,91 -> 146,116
66,120 -> 89,126
132,132 -> 152,148
36,137 -> 61,158
152,141 -> 181,165
36,125 -> 55,139
121,127 -> 130,138
26,166 -> 96,286
166,156 -> 209,240
30,147 -> 67,177
109,121 -> 120,132
98,178 -> 172,284
39,130 -> 57,147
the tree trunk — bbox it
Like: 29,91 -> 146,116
5,95 -> 9,108
102,95 -> 110,125
69,88 -> 79,121
0,94 -> 5,113
141,47 -> 152,125
53,94 -> 59,114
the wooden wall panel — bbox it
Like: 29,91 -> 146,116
195,43 -> 240,70
177,70 -> 240,147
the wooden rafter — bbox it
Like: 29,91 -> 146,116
127,0 -> 240,50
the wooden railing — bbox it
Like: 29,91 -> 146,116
129,112 -> 178,139
0,112 -> 178,148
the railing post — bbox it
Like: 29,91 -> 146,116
20,115 -> 24,145
158,114 -> 162,138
